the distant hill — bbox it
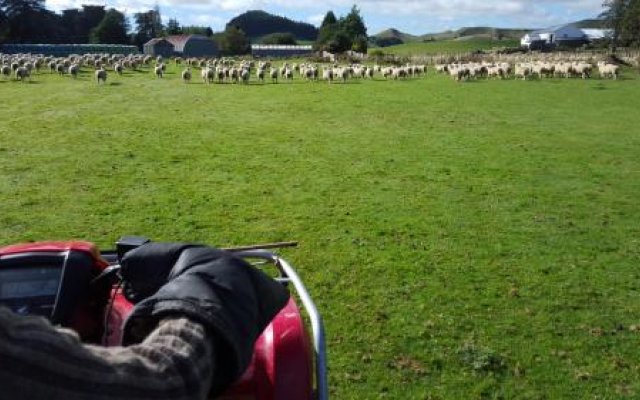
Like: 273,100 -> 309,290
421,27 -> 531,41
371,26 -> 530,46
226,10 -> 318,41
571,18 -> 607,29
374,28 -> 420,42
373,18 -> 607,45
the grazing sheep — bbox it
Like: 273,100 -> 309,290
14,66 -> 30,82
68,64 -> 79,79
54,63 -> 65,75
201,67 -> 214,84
1,65 -> 11,79
182,67 -> 192,83
215,67 -> 225,83
322,68 -> 333,83
229,67 -> 239,83
598,63 -> 619,79
283,67 -> 293,82
95,66 -> 107,84
304,67 -> 314,81
154,64 -> 164,78
514,64 -> 531,80
256,67 -> 265,83
240,68 -> 250,84
153,64 -> 164,78
336,67 -> 349,83
365,67 -> 374,79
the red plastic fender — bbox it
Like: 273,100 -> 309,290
107,294 -> 314,400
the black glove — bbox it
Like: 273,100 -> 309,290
121,244 -> 290,396
120,242 -> 198,303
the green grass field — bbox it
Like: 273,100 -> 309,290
2,65 -> 640,399
382,38 -> 520,55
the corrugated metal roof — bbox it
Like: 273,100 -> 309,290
166,35 -> 211,52
144,38 -> 173,47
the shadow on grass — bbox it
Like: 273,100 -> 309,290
109,82 -> 123,86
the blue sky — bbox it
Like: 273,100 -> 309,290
46,0 -> 605,35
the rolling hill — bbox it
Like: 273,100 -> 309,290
371,18 -> 606,47
225,10 -> 318,41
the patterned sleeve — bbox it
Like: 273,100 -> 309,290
0,306 -> 214,400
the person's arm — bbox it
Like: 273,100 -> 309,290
0,307 -> 214,400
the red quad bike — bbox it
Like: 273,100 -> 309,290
0,237 -> 328,400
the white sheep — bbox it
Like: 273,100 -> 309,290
240,68 -> 250,84
201,67 -> 214,84
322,67 -> 333,83
95,66 -> 107,84
1,65 -> 11,79
154,64 -> 164,78
68,64 -> 79,79
256,67 -> 265,83
114,63 -> 124,76
14,66 -> 30,82
182,67 -> 192,83
216,67 -> 225,83
598,63 -> 619,79
270,67 -> 278,83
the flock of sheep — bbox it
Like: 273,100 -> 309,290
0,52 -> 429,85
437,60 -> 620,81
0,51 -> 627,86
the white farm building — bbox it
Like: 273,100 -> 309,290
521,24 -> 612,49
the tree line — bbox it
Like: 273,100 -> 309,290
0,0 -> 216,48
0,1 -> 371,55
602,0 -> 640,47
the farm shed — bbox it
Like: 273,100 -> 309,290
521,24 -> 588,49
251,44 -> 313,58
0,44 -> 139,56
581,29 -> 613,41
143,38 -> 175,57
166,35 -> 219,58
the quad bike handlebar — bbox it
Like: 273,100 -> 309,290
0,238 -> 328,400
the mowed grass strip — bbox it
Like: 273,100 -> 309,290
1,65 -> 640,399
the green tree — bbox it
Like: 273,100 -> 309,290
219,25 -> 250,55
182,26 -> 213,36
621,0 -> 640,46
90,8 -> 129,44
601,0 -> 629,48
0,0 -> 46,42
341,5 -> 367,40
352,34 -> 368,53
314,7 -> 368,53
165,18 -> 181,35
315,10 -> 340,51
133,7 -> 164,48
327,29 -> 351,53
320,10 -> 337,27
260,32 -> 297,45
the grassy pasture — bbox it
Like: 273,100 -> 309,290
382,38 -> 520,55
1,64 -> 640,399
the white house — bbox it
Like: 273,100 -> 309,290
521,24 -> 589,49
